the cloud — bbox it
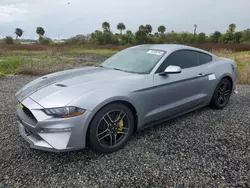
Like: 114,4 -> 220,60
0,3 -> 28,24
0,0 -> 249,39
0,0 -> 24,6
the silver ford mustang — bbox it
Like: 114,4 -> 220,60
16,44 -> 237,153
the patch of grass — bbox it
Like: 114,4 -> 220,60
64,48 -> 118,56
214,50 -> 250,84
0,53 -> 101,76
1,47 -> 118,57
18,61 -> 73,75
0,57 -> 25,74
193,43 -> 250,52
0,46 -> 111,76
0,46 -> 249,84
17,55 -> 75,75
2,50 -> 43,56
2,50 -> 65,57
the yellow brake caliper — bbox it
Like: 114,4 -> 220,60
118,119 -> 124,131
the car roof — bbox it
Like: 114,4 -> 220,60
129,44 -> 215,57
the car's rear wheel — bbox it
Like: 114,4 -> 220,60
88,103 -> 134,153
210,78 -> 232,109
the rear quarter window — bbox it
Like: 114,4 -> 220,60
199,53 -> 212,65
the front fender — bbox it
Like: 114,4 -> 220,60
69,88 -> 137,111
68,90 -> 139,145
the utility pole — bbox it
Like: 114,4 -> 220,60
194,24 -> 197,36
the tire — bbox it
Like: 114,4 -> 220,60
210,78 -> 232,109
88,103 -> 134,153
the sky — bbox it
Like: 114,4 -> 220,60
0,0 -> 250,39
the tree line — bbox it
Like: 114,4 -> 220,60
89,23 -> 250,45
3,27 -> 51,44
2,22 -> 250,45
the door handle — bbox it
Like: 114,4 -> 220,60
197,73 -> 205,77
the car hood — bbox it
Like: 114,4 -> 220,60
16,67 -> 143,108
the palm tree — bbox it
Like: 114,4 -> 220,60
139,25 -> 145,31
194,24 -> 197,36
158,25 -> 166,34
145,24 -> 152,35
154,32 -> 159,37
15,28 -> 23,40
102,22 -> 110,31
36,27 -> 45,38
228,23 -> 236,33
126,30 -> 133,44
126,30 -> 132,36
117,23 -> 126,34
135,30 -> 147,44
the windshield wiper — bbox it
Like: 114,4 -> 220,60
112,68 -> 136,74
98,66 -> 134,73
113,68 -> 123,71
113,68 -> 130,72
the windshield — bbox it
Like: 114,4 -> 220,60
101,48 -> 166,74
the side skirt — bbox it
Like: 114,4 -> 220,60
139,104 -> 208,130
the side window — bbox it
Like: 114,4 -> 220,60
199,53 -> 212,65
157,50 -> 199,73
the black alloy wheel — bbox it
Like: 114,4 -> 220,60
88,103 -> 134,153
211,78 -> 232,109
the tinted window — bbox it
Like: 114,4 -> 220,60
199,53 -> 212,65
157,50 -> 199,73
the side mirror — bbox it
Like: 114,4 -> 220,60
159,65 -> 182,76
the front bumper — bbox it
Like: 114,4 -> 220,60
17,97 -> 93,152
18,121 -> 73,152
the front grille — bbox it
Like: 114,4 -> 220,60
22,105 -> 37,124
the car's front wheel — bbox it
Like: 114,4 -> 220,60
88,103 -> 134,153
210,78 -> 232,109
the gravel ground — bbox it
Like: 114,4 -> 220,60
0,75 -> 250,188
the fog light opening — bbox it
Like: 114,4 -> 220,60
40,128 -> 72,133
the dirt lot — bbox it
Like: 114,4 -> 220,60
0,75 -> 250,187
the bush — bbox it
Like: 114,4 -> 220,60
65,35 -> 86,45
38,37 -> 53,45
3,36 -> 14,44
191,43 -> 250,52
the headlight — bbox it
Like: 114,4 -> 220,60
42,106 -> 85,118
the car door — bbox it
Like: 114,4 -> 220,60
196,52 -> 217,101
143,50 -> 211,124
